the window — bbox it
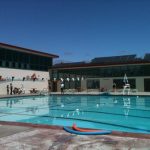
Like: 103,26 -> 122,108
113,79 -> 136,89
0,49 -> 53,71
2,61 -> 5,67
87,80 -> 100,89
21,53 -> 29,63
0,48 -> 6,60
24,64 -> 27,69
9,62 -> 12,68
18,63 -> 21,68
6,52 -> 13,61
27,64 -> 30,69
21,64 -> 24,69
15,62 -> 18,68
144,78 -> 150,92
5,61 -> 9,67
12,62 -> 15,68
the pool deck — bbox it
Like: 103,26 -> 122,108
51,91 -> 150,96
0,123 -> 150,150
0,91 -> 150,99
0,93 -> 150,149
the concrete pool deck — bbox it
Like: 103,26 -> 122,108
50,91 -> 150,96
0,123 -> 150,150
0,91 -> 150,99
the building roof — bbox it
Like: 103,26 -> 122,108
0,42 -> 59,58
52,54 -> 150,70
91,54 -> 137,63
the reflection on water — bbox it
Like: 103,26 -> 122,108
25,106 -> 39,114
0,95 -> 148,115
123,97 -> 131,117
67,108 -> 80,117
6,99 -> 20,108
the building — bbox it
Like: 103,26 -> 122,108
0,42 -> 58,95
49,54 -> 150,92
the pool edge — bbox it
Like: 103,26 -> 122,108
0,121 -> 150,139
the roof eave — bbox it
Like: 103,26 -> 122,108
51,61 -> 150,70
0,42 -> 59,58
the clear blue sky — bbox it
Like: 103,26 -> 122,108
0,0 -> 150,62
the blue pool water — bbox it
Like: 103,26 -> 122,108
0,95 -> 150,134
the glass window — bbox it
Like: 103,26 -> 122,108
12,62 -> 15,68
15,62 -> 18,68
0,48 -> 53,71
30,55 -> 35,64
14,52 -> 19,62
6,50 -> 14,61
6,61 -> 9,67
9,62 -> 12,68
30,65 -> 34,70
87,79 -> 100,89
0,49 -> 6,60
27,64 -> 30,69
70,80 -> 75,89
64,80 -> 69,89
18,63 -> 21,68
21,64 -> 24,69
21,53 -> 29,63
24,64 -> 27,69
144,78 -> 150,92
2,61 -> 5,67
113,79 -> 136,89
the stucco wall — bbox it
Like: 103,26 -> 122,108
135,77 -> 144,92
100,78 -> 113,90
0,67 -> 49,95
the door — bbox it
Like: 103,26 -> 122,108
52,81 -> 57,92
144,78 -> 150,92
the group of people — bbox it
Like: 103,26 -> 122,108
6,83 -> 22,95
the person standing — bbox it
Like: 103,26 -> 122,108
60,82 -> 64,94
10,83 -> 13,95
112,83 -> 116,92
6,85 -> 9,95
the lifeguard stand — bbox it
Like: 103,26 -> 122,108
123,83 -> 130,95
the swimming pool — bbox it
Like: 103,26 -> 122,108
0,95 -> 150,134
